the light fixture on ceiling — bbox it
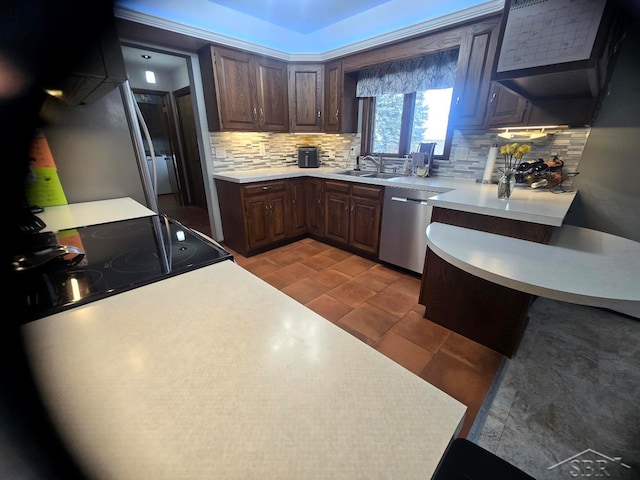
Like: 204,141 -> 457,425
142,54 -> 156,84
496,125 -> 568,141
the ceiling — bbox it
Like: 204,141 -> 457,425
115,0 -> 504,60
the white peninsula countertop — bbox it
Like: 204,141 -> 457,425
426,222 -> 640,311
21,260 -> 466,479
213,167 -> 577,227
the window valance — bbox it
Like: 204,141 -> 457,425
356,49 -> 459,97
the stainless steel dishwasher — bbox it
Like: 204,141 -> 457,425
379,186 -> 441,274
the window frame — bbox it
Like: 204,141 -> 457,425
360,93 -> 454,160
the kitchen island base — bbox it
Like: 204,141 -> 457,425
419,207 -> 554,357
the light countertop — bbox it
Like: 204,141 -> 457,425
37,197 -> 156,231
21,260 -> 466,479
426,222 -> 640,311
213,167 -> 576,227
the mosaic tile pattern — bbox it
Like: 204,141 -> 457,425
209,132 -> 360,171
438,128 -> 590,185
208,128 -> 590,186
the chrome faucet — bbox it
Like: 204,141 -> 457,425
361,153 -> 384,173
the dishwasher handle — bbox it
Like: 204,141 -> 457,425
391,196 -> 430,205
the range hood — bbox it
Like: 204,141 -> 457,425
493,0 -> 621,102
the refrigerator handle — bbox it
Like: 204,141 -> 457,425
121,81 -> 159,213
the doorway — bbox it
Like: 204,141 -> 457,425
121,45 -> 212,237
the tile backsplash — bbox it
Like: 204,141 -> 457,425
208,128 -> 590,185
209,132 -> 360,171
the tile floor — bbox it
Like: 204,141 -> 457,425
225,237 -> 504,438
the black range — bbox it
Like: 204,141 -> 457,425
13,215 -> 233,322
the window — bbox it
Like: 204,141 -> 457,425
371,88 -> 453,156
357,49 -> 459,158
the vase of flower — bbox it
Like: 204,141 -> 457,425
497,170 -> 514,199
498,142 -> 531,199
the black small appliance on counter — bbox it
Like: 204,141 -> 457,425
12,215 -> 233,322
298,147 -> 319,168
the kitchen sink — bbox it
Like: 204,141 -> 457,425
337,170 -> 400,179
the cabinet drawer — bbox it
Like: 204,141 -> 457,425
351,184 -> 383,200
324,180 -> 351,194
243,181 -> 286,196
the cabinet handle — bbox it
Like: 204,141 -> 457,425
259,107 -> 264,122
351,205 -> 354,213
344,205 -> 348,213
262,186 -> 270,190
317,110 -> 321,118
335,109 -> 339,121
489,92 -> 496,103
253,107 -> 258,121
456,96 -> 460,105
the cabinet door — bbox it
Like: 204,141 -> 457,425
305,178 -> 324,237
349,196 -> 381,254
213,47 -> 259,130
324,61 -> 342,133
288,64 -> 323,132
255,57 -> 289,132
244,195 -> 270,249
484,82 -> 530,127
450,19 -> 501,129
268,192 -> 288,242
288,179 -> 307,236
324,192 -> 350,244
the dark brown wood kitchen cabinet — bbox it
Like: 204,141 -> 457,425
214,179 -> 289,256
288,64 -> 324,132
244,189 -> 287,251
305,178 -> 324,237
483,82 -> 531,127
323,60 -> 358,133
287,178 -> 307,237
450,17 -> 502,129
199,45 -> 288,132
324,180 -> 382,255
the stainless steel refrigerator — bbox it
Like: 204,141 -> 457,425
39,80 -> 159,212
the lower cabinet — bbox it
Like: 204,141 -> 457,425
419,207 -> 554,357
215,178 -> 289,256
243,188 -> 287,250
324,180 -> 382,255
288,178 -> 307,237
215,177 -> 383,257
305,178 -> 324,237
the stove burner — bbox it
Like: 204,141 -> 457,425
109,241 -> 197,273
15,215 -> 232,322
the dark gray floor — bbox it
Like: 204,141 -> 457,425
474,297 -> 640,479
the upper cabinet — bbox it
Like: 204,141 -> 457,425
484,82 -> 531,127
198,46 -> 289,132
288,64 -> 324,132
492,0 -> 624,126
450,18 -> 502,129
323,61 -> 358,133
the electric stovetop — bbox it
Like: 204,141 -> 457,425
13,215 -> 233,322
